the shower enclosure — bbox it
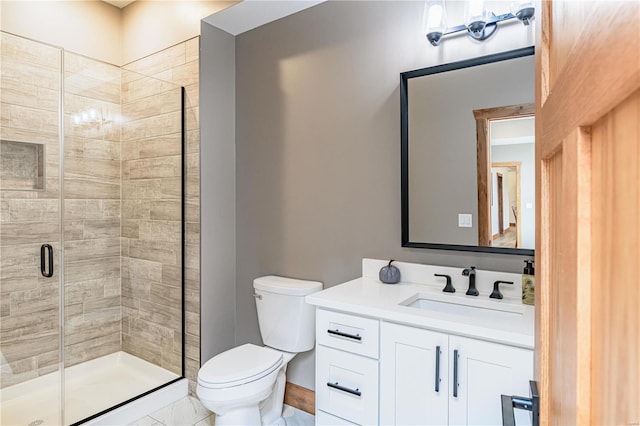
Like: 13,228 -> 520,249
1,32 -> 186,425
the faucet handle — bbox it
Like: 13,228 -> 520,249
462,266 -> 476,276
434,274 -> 455,293
490,280 -> 514,299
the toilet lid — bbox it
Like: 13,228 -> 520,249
198,343 -> 283,388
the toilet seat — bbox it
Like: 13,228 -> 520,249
198,343 -> 283,389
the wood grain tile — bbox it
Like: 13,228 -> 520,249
185,38 -> 199,63
65,238 -> 120,262
172,61 -> 199,87
122,179 -> 162,199
123,90 -> 181,122
129,239 -> 180,265
124,43 -> 186,76
82,219 -> 120,239
138,220 -> 180,242
65,256 -> 120,284
1,32 -> 60,69
149,200 -> 181,221
65,178 -> 120,199
124,156 -> 181,180
128,258 -> 162,282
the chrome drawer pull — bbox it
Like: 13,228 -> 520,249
327,382 -> 362,397
327,329 -> 362,341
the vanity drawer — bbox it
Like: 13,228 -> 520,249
316,346 -> 379,426
316,410 -> 359,426
316,309 -> 379,358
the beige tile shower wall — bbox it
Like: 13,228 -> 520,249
0,33 -> 62,388
62,52 -> 122,367
121,37 -> 200,387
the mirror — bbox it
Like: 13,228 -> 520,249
401,47 -> 535,255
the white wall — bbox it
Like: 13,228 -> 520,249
0,0 -> 122,64
493,143 -> 535,248
491,167 -> 513,234
121,1 -> 236,65
0,0 -> 236,65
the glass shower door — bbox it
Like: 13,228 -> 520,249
1,32 -> 185,425
61,59 -> 184,424
0,31 -> 64,425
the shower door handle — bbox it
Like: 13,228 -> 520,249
41,244 -> 53,277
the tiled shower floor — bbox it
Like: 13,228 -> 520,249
1,351 -> 180,425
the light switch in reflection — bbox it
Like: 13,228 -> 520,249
458,214 -> 472,228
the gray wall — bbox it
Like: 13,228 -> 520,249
232,1 -> 535,389
200,22 -> 237,365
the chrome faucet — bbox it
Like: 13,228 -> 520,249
462,266 -> 479,296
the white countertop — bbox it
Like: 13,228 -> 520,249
306,276 -> 535,350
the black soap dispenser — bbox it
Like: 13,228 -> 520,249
522,260 -> 535,305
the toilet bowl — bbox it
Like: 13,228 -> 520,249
197,344 -> 295,425
197,276 -> 322,426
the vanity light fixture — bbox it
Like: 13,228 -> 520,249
423,0 -> 534,46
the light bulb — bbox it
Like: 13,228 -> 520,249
510,0 -> 535,25
464,0 -> 490,37
423,0 -> 447,46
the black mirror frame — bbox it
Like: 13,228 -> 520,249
401,46 -> 535,256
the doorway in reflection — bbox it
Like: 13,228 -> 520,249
475,105 -> 535,249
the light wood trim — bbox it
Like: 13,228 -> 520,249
534,1 -> 550,422
474,104 -> 533,247
539,1 -> 640,157
562,128 -> 593,426
284,381 -> 315,415
537,0 -> 551,107
535,146 -> 551,426
475,113 -> 491,246
590,90 -> 640,424
536,2 -> 640,424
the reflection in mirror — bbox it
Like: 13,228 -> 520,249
474,104 -> 535,250
401,47 -> 534,255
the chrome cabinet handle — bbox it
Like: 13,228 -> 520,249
326,382 -> 361,397
327,329 -> 362,341
453,349 -> 459,398
40,244 -> 53,278
435,345 -> 441,392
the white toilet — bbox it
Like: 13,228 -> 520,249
197,275 -> 322,426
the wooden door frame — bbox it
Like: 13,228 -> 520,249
474,103 -> 534,246
492,162 -> 522,247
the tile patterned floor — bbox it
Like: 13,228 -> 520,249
129,396 -> 314,426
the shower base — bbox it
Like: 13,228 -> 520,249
1,351 -> 185,425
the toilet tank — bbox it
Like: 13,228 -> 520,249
253,275 -> 323,352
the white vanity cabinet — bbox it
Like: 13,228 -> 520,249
307,261 -> 535,426
379,323 -> 449,425
380,322 -> 534,426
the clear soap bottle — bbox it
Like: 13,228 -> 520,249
522,260 -> 535,305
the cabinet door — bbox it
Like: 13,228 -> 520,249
380,322 -> 449,425
448,336 -> 533,426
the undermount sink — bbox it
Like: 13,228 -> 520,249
399,292 -> 525,320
